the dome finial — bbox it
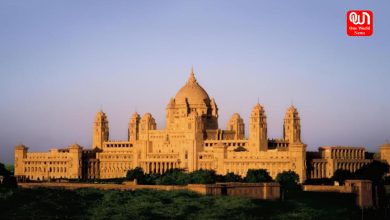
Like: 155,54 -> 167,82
188,67 -> 197,84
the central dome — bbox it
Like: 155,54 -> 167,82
175,71 -> 210,105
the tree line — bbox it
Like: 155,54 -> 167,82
126,167 -> 299,188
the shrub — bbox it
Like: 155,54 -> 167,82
276,170 -> 299,189
190,170 -> 217,184
355,160 -> 390,183
245,169 -> 272,183
331,169 -> 354,185
126,167 -> 145,183
223,172 -> 243,182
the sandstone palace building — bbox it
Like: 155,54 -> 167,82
13,71 -> 390,182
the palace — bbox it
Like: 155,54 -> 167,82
13,70 -> 390,182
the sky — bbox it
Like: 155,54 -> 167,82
0,1 -> 389,164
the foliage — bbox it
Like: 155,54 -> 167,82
245,169 -> 272,183
156,169 -> 190,185
223,172 -> 243,182
189,169 -> 217,184
304,178 -> 333,185
126,167 -> 146,183
5,164 -> 14,174
0,187 -> 369,220
331,169 -> 354,185
276,170 -> 300,190
124,168 -> 281,185
0,163 -> 10,177
355,160 -> 390,183
125,168 -> 220,185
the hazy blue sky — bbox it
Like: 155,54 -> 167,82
1,1 -> 389,164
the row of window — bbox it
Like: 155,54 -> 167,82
25,161 -> 67,165
231,156 -> 288,159
25,167 -> 67,173
99,155 -> 132,159
105,143 -> 132,148
205,142 -> 247,147
225,162 -> 290,168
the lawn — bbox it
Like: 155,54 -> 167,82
0,187 -> 366,220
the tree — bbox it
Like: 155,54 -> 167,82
276,170 -> 299,189
331,169 -> 354,185
190,170 -> 217,184
275,170 -> 300,200
0,163 -> 10,177
355,160 -> 390,183
156,169 -> 190,185
5,164 -> 14,174
245,169 -> 272,183
126,167 -> 145,183
224,172 -> 243,182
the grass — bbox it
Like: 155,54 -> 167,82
0,186 -> 372,220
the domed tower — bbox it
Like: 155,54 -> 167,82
283,105 -> 301,143
249,103 -> 268,151
92,111 -> 109,149
128,112 -> 141,141
166,69 -> 218,131
227,113 -> 245,139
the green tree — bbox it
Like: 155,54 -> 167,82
157,169 -> 190,185
224,172 -> 243,182
331,169 -> 354,185
245,169 -> 272,183
5,164 -> 14,174
0,163 -> 10,177
126,167 -> 145,183
276,170 -> 299,189
276,170 -> 299,200
355,160 -> 390,183
190,169 -> 217,184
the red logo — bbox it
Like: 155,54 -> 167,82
347,10 -> 373,36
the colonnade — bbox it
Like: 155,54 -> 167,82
310,161 -> 369,179
87,161 -> 99,179
335,162 -> 367,172
141,161 -> 180,174
310,162 -> 327,179
331,149 -> 364,159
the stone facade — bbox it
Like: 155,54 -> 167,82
14,144 -> 82,180
307,146 -> 373,179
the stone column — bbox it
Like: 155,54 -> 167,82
322,163 -> 326,178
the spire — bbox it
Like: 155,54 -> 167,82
187,67 -> 197,84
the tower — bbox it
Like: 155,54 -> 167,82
227,113 -> 245,139
284,106 -> 301,143
249,103 -> 268,151
92,111 -> 109,149
187,111 -> 204,172
139,113 -> 157,140
129,112 -> 141,141
14,145 -> 28,177
69,144 -> 83,179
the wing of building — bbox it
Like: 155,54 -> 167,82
13,70 -> 390,183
